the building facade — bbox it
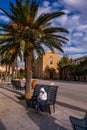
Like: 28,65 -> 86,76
61,55 -> 87,81
74,55 -> 87,64
34,51 -> 60,79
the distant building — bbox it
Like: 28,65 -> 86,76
34,51 -> 60,79
74,55 -> 87,64
0,65 -> 6,72
61,55 -> 87,81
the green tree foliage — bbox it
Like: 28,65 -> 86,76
58,55 -> 73,70
74,58 -> 87,75
18,68 -> 25,79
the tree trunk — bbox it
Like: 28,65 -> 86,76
8,65 -> 10,81
25,49 -> 33,99
12,65 -> 15,80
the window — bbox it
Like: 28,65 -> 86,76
50,56 -> 53,64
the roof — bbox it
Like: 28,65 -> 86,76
74,55 -> 87,61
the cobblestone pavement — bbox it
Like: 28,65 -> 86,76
0,81 -> 86,130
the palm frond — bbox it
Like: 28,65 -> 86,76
9,1 -> 27,25
45,35 -> 68,44
51,34 -> 69,41
44,27 -> 69,34
35,45 -> 45,57
30,0 -> 40,20
35,11 -> 65,27
44,40 -> 64,52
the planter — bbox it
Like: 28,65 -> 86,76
26,99 -> 35,108
26,99 -> 32,108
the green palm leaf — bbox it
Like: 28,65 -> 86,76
35,11 -> 65,27
44,27 -> 69,33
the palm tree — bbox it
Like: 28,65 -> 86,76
0,42 -> 22,79
0,0 -> 69,99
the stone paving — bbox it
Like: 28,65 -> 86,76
0,81 -> 86,130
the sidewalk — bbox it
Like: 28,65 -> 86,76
0,82 -> 85,130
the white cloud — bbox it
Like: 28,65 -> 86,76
72,15 -> 80,20
73,33 -> 83,37
62,9 -> 70,14
63,0 -> 85,6
70,54 -> 86,59
52,2 -> 59,7
83,37 -> 87,42
52,0 -> 63,8
0,15 -> 10,22
63,0 -> 87,7
38,1 -> 52,16
59,15 -> 68,26
0,9 -> 4,14
77,24 -> 87,31
63,0 -> 87,24
53,14 -> 68,26
63,46 -> 87,57
64,46 -> 83,53
43,1 -> 50,7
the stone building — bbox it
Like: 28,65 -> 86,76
74,55 -> 87,64
33,51 -> 60,79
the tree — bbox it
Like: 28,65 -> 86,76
58,55 -> 73,70
57,55 -> 74,79
74,59 -> 87,76
0,44 -> 22,79
0,0 -> 69,99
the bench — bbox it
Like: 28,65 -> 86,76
69,113 -> 87,130
11,79 -> 25,90
26,84 -> 58,114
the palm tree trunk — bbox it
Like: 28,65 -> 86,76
25,49 -> 33,99
12,64 -> 15,80
7,65 -> 10,81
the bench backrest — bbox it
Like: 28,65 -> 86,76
33,84 -> 58,105
70,114 -> 87,130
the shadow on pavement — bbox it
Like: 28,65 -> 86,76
56,101 -> 87,113
0,91 -> 22,104
0,120 -> 7,130
27,110 -> 69,130
0,90 -> 70,130
0,89 -> 70,130
0,86 -> 24,96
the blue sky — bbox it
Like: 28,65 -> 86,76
0,0 -> 87,59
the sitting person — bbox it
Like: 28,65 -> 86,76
36,87 -> 47,112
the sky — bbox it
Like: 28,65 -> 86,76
0,0 -> 87,60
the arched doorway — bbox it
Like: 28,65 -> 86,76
50,71 -> 53,79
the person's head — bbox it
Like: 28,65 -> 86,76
31,80 -> 37,89
40,88 -> 45,93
